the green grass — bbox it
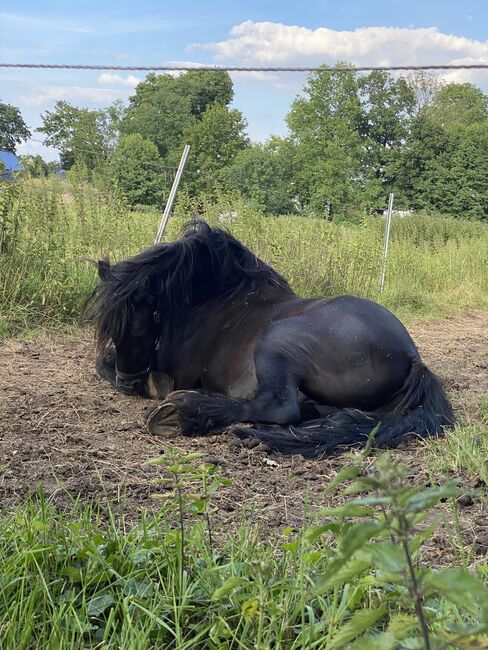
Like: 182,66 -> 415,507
1,451 -> 488,650
1,178 -> 487,336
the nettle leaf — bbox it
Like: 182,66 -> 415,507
348,631 -> 396,650
313,558 -> 372,595
404,483 -> 462,512
319,503 -> 375,519
343,477 -> 384,496
327,606 -> 388,649
323,465 -> 361,495
387,612 -> 419,639
408,519 -> 442,556
86,593 -> 116,617
339,521 -> 386,557
424,568 -> 488,604
357,542 -> 406,573
211,577 -> 249,601
304,522 -> 341,544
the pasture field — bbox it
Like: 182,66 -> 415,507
0,178 -> 488,648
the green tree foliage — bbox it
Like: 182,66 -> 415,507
178,103 -> 249,196
109,134 -> 163,206
287,65 -> 364,217
425,82 -> 488,128
358,72 -> 416,208
39,100 -> 123,171
0,102 -> 31,152
18,154 -> 52,178
222,138 -> 296,214
397,83 -> 488,218
121,70 -> 234,160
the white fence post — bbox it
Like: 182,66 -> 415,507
154,144 -> 191,244
379,192 -> 394,294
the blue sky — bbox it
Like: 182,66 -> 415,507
2,1 -> 488,161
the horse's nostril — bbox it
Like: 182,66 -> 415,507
116,375 -> 146,395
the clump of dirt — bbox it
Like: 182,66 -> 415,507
1,312 -> 487,565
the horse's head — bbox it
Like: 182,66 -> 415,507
90,259 -> 161,395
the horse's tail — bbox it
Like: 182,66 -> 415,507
232,361 -> 455,457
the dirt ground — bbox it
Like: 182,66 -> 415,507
1,312 -> 487,565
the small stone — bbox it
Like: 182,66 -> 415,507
457,494 -> 474,507
204,456 -> 224,466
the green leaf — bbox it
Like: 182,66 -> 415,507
348,632 -> 396,650
242,597 -> 260,620
304,522 -> 341,544
387,613 -> 419,639
424,568 -> 488,604
343,477 -> 384,496
123,578 -> 154,598
408,519 -> 442,555
404,483 -> 462,512
327,606 -> 387,649
86,593 -> 116,617
62,566 -> 83,582
339,521 -> 386,558
319,503 -> 375,519
323,465 -> 361,495
313,558 -> 371,595
211,577 -> 249,601
357,542 -> 406,573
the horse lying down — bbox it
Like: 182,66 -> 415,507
86,221 -> 454,457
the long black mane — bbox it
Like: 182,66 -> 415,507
86,220 -> 294,351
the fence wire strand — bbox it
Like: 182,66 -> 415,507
2,63 -> 488,72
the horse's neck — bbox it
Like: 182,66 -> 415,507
158,284 -> 293,378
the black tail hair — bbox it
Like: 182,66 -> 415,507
232,362 -> 454,457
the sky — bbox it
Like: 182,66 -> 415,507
2,1 -> 488,161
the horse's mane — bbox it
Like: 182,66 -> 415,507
86,220 -> 294,351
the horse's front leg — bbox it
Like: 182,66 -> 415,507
146,378 -> 301,437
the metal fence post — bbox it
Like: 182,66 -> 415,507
154,144 -> 191,244
379,192 -> 394,294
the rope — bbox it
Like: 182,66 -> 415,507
2,63 -> 488,72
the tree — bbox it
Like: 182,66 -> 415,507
109,134 -> 163,206
286,65 -> 364,216
178,103 -> 249,196
0,102 -> 31,152
121,70 -> 233,159
425,83 -> 488,128
357,71 -> 416,208
393,82 -> 488,217
222,138 -> 296,214
39,100 -> 122,170
178,70 -> 233,117
19,154 -> 50,178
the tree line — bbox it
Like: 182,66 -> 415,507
2,65 -> 488,219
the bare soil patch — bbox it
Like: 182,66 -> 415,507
1,313 -> 487,564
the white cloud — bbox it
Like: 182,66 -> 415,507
192,21 -> 488,87
98,73 -> 141,87
20,85 -> 124,107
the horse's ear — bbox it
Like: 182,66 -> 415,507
98,259 -> 112,281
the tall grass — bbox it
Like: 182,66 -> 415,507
1,178 -> 487,336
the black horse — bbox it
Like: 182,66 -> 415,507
87,221 -> 454,456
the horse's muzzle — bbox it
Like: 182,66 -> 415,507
116,368 -> 150,396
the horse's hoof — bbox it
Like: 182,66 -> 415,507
146,402 -> 180,437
